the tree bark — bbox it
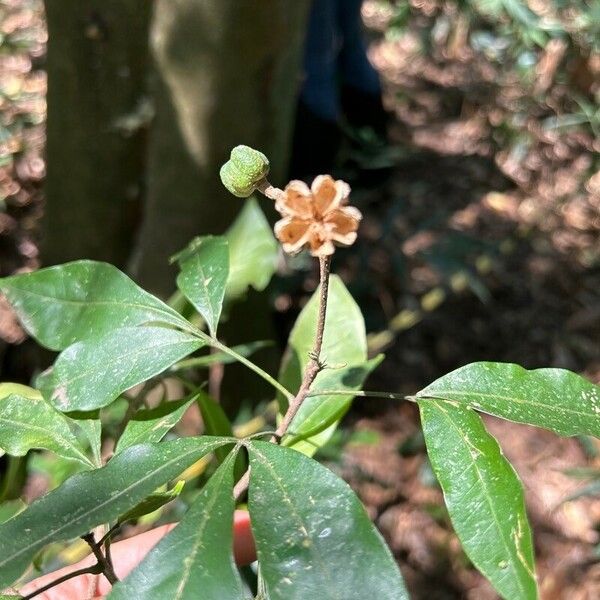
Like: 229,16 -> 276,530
42,1 -> 152,267
129,0 -> 310,296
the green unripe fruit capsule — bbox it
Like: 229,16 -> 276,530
220,145 -> 270,198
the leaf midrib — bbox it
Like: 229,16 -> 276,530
174,452 -> 236,599
0,440 -> 225,570
0,415 -> 92,467
418,388 -> 595,423
5,286 -> 189,331
429,400 -> 532,598
52,335 -> 201,389
251,446 -> 340,600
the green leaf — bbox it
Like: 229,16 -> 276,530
0,499 -> 26,524
225,198 -> 277,299
197,391 -> 235,464
197,391 -> 233,437
0,260 -> 189,351
0,385 -> 42,456
0,383 -> 41,400
419,399 -> 537,600
73,417 -> 102,467
118,480 -> 185,524
247,441 -> 409,600
279,276 -> 370,454
417,362 -> 600,438
0,394 -> 93,468
108,452 -> 244,600
286,356 -> 383,455
175,236 -> 229,337
115,397 -> 195,453
0,436 -> 232,588
28,453 -> 86,491
38,326 -> 203,412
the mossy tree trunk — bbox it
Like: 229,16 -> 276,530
42,1 -> 152,267
129,0 -> 310,296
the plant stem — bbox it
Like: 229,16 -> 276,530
20,529 -> 117,599
170,341 -> 270,371
305,390 -> 414,402
234,256 -> 331,503
98,523 -> 121,547
104,537 -> 115,582
256,179 -> 285,203
82,532 -> 119,585
233,469 -> 250,502
22,563 -> 104,600
275,256 -> 330,439
167,322 -> 293,403
211,339 -> 294,402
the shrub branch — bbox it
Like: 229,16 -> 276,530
234,256 -> 331,502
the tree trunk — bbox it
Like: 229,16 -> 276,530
129,0 -> 310,296
42,1 -> 152,267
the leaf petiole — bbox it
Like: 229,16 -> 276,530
306,389 -> 414,402
208,339 -> 294,402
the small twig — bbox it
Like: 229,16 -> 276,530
98,523 -> 121,548
233,469 -> 250,502
82,532 -> 119,585
21,563 -> 104,600
275,256 -> 330,440
104,537 -> 115,581
257,179 -> 285,203
234,256 -> 331,503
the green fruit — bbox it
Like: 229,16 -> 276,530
220,145 -> 270,197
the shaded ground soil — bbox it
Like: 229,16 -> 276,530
0,1 -> 599,598
327,3 -> 600,598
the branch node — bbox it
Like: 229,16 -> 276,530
234,256 -> 332,503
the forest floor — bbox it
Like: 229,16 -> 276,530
0,1 -> 599,598
333,4 -> 600,599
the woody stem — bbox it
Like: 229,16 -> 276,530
234,256 -> 331,503
275,255 -> 330,439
